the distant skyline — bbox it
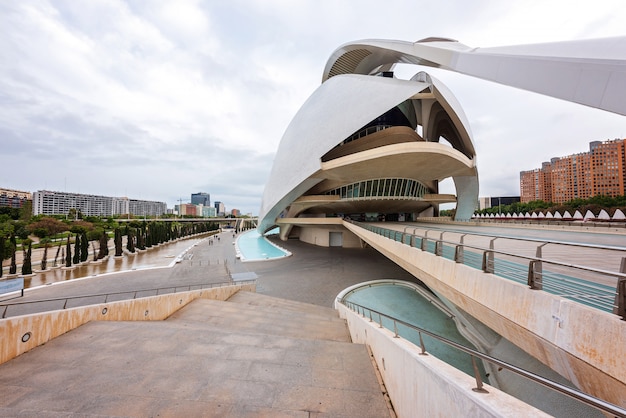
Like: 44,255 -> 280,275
1,1 -> 625,215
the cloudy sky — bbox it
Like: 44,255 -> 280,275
1,1 -> 625,215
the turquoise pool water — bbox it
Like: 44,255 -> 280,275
236,229 -> 291,261
344,282 -> 487,380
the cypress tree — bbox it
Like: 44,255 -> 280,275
54,241 -> 62,267
98,231 -> 108,259
65,235 -> 72,267
21,241 -> 32,275
80,231 -> 89,262
145,223 -> 152,248
41,239 -> 49,270
9,234 -> 17,274
126,228 -> 135,253
73,234 -> 80,264
0,235 -> 4,278
114,228 -> 122,256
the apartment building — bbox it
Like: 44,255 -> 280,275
32,190 -> 167,217
0,188 -> 32,208
520,138 -> 625,203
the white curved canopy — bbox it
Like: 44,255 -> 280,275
324,37 -> 626,116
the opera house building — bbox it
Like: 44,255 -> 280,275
259,39 -> 479,245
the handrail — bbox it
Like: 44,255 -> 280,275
355,220 -> 626,280
1,280 -> 255,319
349,220 -> 625,316
340,299 -> 626,418
403,223 -> 626,253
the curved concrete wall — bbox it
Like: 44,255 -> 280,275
0,283 -> 255,365
335,303 -> 550,417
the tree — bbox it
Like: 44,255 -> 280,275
70,220 -> 94,234
53,240 -> 62,267
19,200 -> 32,222
73,233 -> 80,264
40,238 -> 50,271
65,235 -> 72,267
126,228 -> 135,253
13,221 -> 29,240
0,234 -> 3,278
21,239 -> 32,275
98,230 -> 109,259
9,234 -> 17,274
80,231 -> 89,262
28,217 -> 68,238
114,228 -> 122,257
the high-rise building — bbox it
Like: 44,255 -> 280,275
520,161 -> 553,203
520,138 -> 625,203
191,192 -> 210,206
214,201 -> 225,216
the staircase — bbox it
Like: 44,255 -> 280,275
0,291 -> 392,417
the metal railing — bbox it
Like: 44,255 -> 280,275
350,221 -> 626,318
341,299 -> 626,417
0,280 -> 256,319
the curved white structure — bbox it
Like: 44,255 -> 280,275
259,70 -> 478,236
259,36 -> 626,240
324,37 -> 626,116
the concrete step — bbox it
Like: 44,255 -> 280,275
0,296 -> 390,417
227,290 -> 340,318
168,298 -> 351,342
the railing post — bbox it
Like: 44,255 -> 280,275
454,245 -> 464,263
530,243 -> 547,290
421,237 -> 428,252
393,320 -> 399,338
613,257 -> 626,319
482,238 -> 496,273
435,240 -> 443,256
527,260 -> 539,289
418,332 -> 428,355
471,356 -> 488,393
2,305 -> 7,319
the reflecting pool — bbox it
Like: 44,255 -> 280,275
236,229 -> 291,261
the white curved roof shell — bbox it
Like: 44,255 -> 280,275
259,71 -> 477,232
323,37 -> 626,116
